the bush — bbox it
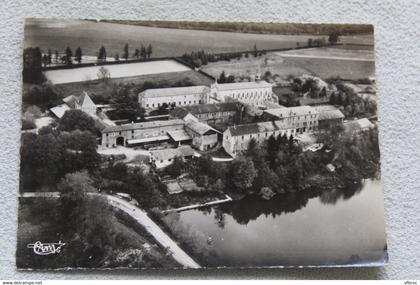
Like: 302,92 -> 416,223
21,118 -> 36,130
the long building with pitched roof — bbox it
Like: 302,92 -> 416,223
138,85 -> 210,109
210,80 -> 273,106
222,120 -> 295,157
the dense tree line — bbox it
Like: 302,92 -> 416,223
22,83 -> 61,110
108,85 -> 146,122
291,77 -> 328,99
108,20 -> 373,36
328,80 -> 377,118
20,110 -> 102,191
180,50 -> 249,68
23,47 -> 44,84
183,127 -> 380,196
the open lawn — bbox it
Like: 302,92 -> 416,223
44,60 -> 191,84
276,45 -> 374,60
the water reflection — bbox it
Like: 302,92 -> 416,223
219,181 -> 364,225
168,179 -> 387,267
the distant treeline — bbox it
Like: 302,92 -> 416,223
102,20 -> 373,36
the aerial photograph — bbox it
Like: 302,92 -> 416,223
18,18 -> 387,269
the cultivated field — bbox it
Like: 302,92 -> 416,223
44,60 -> 191,84
276,45 -> 375,61
201,46 -> 375,80
25,19 -> 332,57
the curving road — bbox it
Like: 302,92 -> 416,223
19,191 -> 201,269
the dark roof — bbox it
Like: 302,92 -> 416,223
170,103 -> 240,119
102,119 -> 184,133
314,105 -> 345,121
185,121 -> 219,135
227,120 -> 291,137
63,91 -> 90,108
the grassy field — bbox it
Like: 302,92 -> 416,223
201,46 -> 375,81
277,45 -> 374,60
25,19 -> 338,58
44,60 -> 191,84
105,20 -> 373,37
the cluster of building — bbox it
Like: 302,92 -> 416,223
50,74 -> 349,165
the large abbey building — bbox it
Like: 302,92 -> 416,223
209,80 -> 273,106
138,85 -> 210,109
138,78 -> 273,110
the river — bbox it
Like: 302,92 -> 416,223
163,178 -> 387,267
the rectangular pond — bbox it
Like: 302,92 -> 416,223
44,60 -> 191,84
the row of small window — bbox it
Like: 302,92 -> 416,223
145,100 -> 202,108
231,91 -> 269,98
105,130 -> 135,137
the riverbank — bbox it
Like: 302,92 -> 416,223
152,177 -> 385,268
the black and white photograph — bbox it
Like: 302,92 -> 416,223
17,18 -> 387,270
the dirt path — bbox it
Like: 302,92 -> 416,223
19,191 -> 201,269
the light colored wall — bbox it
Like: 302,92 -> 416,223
141,94 -> 204,109
223,128 -> 293,157
217,87 -> 271,105
101,123 -> 184,147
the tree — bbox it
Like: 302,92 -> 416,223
98,46 -> 107,62
42,54 -> 49,68
54,50 -> 59,63
97,66 -> 110,82
58,109 -> 100,136
328,32 -> 340,44
140,45 -> 146,59
110,85 -> 145,122
133,48 -> 140,59
58,130 -> 101,172
146,44 -> 153,58
320,86 -> 327,97
218,71 -> 227,83
230,157 -> 257,192
75,47 -> 82,64
20,132 -> 62,189
307,38 -> 313,47
65,47 -> 73,65
23,83 -> 60,109
47,49 -> 52,64
23,47 -> 44,84
122,43 -> 129,60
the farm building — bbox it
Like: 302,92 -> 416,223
185,120 -> 220,151
101,119 -> 185,148
169,102 -> 242,124
223,120 -> 294,157
314,105 -> 345,130
344,118 -> 375,135
262,106 -> 319,133
50,91 -> 97,118
138,85 -> 210,109
149,145 -> 195,169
